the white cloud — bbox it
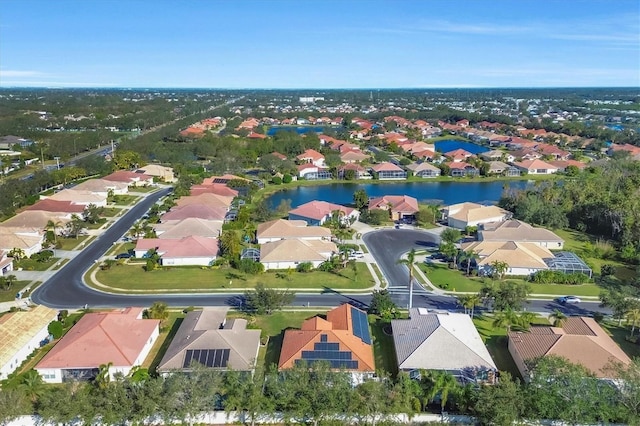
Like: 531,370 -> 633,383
0,69 -> 45,78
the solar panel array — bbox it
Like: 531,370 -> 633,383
298,340 -> 359,369
183,349 -> 230,368
351,307 -> 372,344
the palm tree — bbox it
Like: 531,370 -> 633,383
490,260 -> 509,280
550,309 -> 567,327
94,362 -> 113,389
458,294 -> 481,317
3,274 -> 17,290
625,308 -> 640,338
147,301 -> 169,324
461,249 -> 479,276
129,220 -> 145,240
46,219 -> 62,243
492,308 -> 518,332
19,370 -> 45,402
421,370 -> 458,412
397,249 -> 417,309
516,311 -> 539,331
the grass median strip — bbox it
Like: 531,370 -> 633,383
93,262 -> 375,292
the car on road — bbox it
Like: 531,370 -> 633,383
556,296 -> 581,304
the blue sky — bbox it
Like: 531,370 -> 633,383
1,0 -> 638,88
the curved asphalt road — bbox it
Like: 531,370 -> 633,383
363,229 -> 610,316
31,188 -> 371,309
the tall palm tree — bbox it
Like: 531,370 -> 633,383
516,311 -> 540,331
625,308 -> 640,338
461,249 -> 479,276
94,362 -> 113,389
397,248 -> 417,309
492,308 -> 518,332
3,274 -> 17,290
46,219 -> 62,243
490,260 -> 509,280
550,309 -> 567,327
421,370 -> 458,412
19,370 -> 45,402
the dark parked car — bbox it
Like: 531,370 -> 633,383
115,252 -> 132,259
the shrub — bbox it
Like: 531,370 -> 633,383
600,264 -> 616,277
530,270 -> 590,285
296,262 -> 314,273
235,258 -> 265,275
282,174 -> 293,184
271,176 -> 282,185
48,320 -> 63,339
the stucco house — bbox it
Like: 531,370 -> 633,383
134,235 -> 220,266
103,170 -> 154,187
370,162 -> 407,180
260,238 -> 337,270
289,200 -> 359,226
256,219 -> 331,244
36,307 -> 159,383
0,305 -> 58,380
157,308 -> 260,374
392,308 -> 497,383
0,227 -> 46,257
368,195 -> 419,221
479,220 -> 564,249
0,250 -> 14,276
279,304 -> 375,378
442,202 -> 511,229
512,159 -> 559,175
448,162 -> 479,177
508,317 -> 631,382
337,163 -> 371,180
406,162 -> 441,178
136,164 -> 176,183
296,149 -> 326,167
72,178 -> 129,196
46,189 -> 107,207
461,240 -> 555,276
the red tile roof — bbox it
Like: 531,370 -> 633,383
36,308 -> 159,369
289,200 -> 355,221
371,162 -> 404,172
104,170 -> 153,183
24,199 -> 85,214
369,195 -> 419,213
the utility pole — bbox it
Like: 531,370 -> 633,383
409,277 -> 414,310
54,157 -> 60,170
41,146 -> 45,169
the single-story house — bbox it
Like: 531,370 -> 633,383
370,162 -> 407,180
512,159 -> 559,175
337,163 -> 371,180
279,304 -> 375,377
461,240 -> 554,276
257,219 -> 332,244
136,164 -> 176,183
0,211 -> 71,232
175,193 -> 234,210
0,227 -> 45,257
0,305 -> 58,380
296,149 -> 326,167
0,135 -> 34,150
444,149 -> 473,163
297,163 -> 319,179
442,202 -> 511,229
260,238 -> 337,270
190,183 -> 239,198
289,200 -> 359,226
134,235 -> 220,266
0,250 -> 14,276
368,195 -> 419,221
72,178 -> 129,196
448,161 -> 479,177
161,204 -> 228,222
392,308 -> 497,384
103,170 -> 154,187
479,220 -> 564,249
25,199 -> 86,216
535,144 -> 570,160
547,160 -> 588,172
154,218 -> 222,240
157,308 -> 260,374
486,161 -> 514,175
46,189 -> 107,207
36,307 -> 159,383
340,150 -> 369,164
480,150 -> 515,163
406,162 -> 441,178
508,316 -> 631,382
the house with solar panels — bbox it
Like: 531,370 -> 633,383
157,307 -> 260,375
391,308 -> 497,384
278,304 -> 375,379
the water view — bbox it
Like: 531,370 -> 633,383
434,140 -> 490,154
266,125 -> 341,136
267,180 -> 530,209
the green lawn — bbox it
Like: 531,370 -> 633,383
106,241 -> 136,256
129,186 -> 158,193
473,314 -> 551,381
14,257 -> 59,271
94,262 -> 375,292
101,207 -> 123,218
57,235 -> 91,250
370,316 -> 397,376
554,229 -> 635,281
601,321 -> 640,359
85,218 -> 108,229
420,262 -> 602,297
0,281 -> 31,303
110,194 -> 139,206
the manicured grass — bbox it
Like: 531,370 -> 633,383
473,314 -> 551,381
110,194 -> 140,206
94,262 -> 375,292
601,321 -> 640,359
57,235 -> 90,250
106,241 -> 136,256
129,186 -> 158,193
52,259 -> 69,270
14,257 -> 59,271
420,262 -> 602,297
0,280 -> 31,303
85,218 -> 108,229
144,311 -> 186,372
101,207 -> 123,217
554,229 -> 635,282
370,316 -> 397,376
370,263 -> 386,288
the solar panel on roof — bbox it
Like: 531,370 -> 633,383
183,349 -> 231,368
350,307 -> 372,344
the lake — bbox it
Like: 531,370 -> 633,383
267,125 -> 342,136
267,180 -> 530,209
434,140 -> 489,154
